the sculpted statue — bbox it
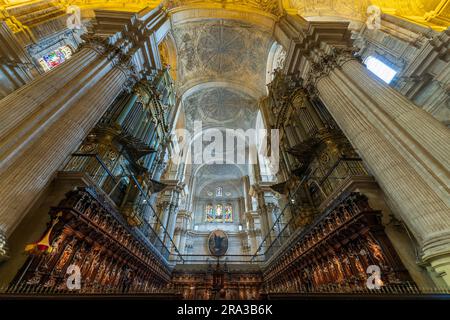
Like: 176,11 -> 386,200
366,5 -> 381,30
66,5 -> 82,30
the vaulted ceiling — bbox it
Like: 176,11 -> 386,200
37,0 -> 446,31
169,15 -> 274,201
183,87 -> 259,130
173,19 -> 272,96
285,0 -> 446,26
193,164 -> 246,197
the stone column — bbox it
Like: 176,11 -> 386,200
0,36 -> 135,260
165,203 -> 179,248
157,201 -> 171,240
0,45 -> 103,163
157,187 -> 181,251
276,16 -> 450,286
253,186 -> 272,246
0,21 -> 36,99
174,210 -> 192,255
311,50 -> 450,285
266,203 -> 277,238
242,175 -> 252,212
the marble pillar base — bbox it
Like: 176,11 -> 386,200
422,230 -> 450,287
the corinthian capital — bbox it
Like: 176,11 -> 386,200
79,34 -> 139,87
79,34 -> 113,55
305,47 -> 361,93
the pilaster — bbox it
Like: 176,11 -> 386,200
275,14 -> 450,286
0,8 -> 169,262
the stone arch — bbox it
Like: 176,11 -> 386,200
159,31 -> 178,80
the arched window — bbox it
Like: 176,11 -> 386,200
205,203 -> 214,222
364,56 -> 397,84
215,204 -> 223,222
224,204 -> 233,222
38,45 -> 73,72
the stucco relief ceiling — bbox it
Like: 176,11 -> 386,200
173,19 -> 272,95
193,164 -> 246,197
286,0 -> 370,20
173,19 -> 267,197
197,179 -> 243,198
183,87 -> 258,129
164,0 -> 283,16
285,0 -> 445,24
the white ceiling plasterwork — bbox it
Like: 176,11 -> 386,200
173,19 -> 273,96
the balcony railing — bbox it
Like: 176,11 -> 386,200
309,157 -> 368,207
62,153 -> 183,263
261,192 -> 417,293
252,158 -> 369,263
173,254 -> 266,264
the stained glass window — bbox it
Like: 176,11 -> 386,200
205,204 -> 214,222
38,46 -> 73,72
215,186 -> 222,197
224,204 -> 233,222
215,204 -> 223,222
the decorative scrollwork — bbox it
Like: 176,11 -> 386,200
304,47 -> 361,94
164,0 -> 283,16
267,69 -> 306,129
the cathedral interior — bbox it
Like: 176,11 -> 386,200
0,0 -> 449,300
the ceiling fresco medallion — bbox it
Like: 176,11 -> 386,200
184,87 -> 258,127
173,20 -> 271,91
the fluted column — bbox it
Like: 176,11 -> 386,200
266,203 -> 277,238
174,210 -> 191,255
0,21 -> 36,99
165,203 -> 178,248
276,16 -> 450,285
253,186 -> 272,246
0,38 -> 133,260
157,189 -> 180,249
0,45 -> 102,164
242,175 -> 252,212
157,201 -> 170,240
311,50 -> 450,285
